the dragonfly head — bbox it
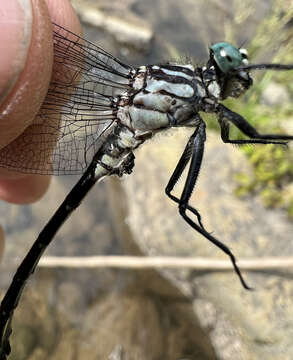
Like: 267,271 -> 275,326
209,42 -> 253,99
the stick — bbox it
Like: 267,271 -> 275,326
36,255 -> 293,271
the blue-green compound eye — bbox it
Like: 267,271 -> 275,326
211,42 -> 248,73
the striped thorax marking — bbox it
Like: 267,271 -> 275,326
118,63 -> 205,131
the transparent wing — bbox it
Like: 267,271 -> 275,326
0,23 -> 134,175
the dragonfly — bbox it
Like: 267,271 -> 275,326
0,22 -> 293,359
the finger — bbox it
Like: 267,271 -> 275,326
46,0 -> 82,35
0,173 -> 51,204
0,0 -> 82,204
0,0 -> 53,153
0,0 -> 53,203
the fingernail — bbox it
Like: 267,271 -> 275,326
0,0 -> 32,105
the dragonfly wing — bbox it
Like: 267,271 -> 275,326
0,23 -> 134,175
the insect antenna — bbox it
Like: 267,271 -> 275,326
236,63 -> 293,71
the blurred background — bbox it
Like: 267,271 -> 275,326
0,0 -> 293,359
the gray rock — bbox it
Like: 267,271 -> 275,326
109,129 -> 293,360
71,0 -> 153,51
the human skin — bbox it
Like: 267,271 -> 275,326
0,0 -> 82,252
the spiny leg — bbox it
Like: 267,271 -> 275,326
173,120 -> 251,289
218,116 -> 269,145
111,152 -> 135,176
217,104 -> 292,145
165,119 -> 206,230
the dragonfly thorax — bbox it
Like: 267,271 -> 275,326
117,63 -> 207,133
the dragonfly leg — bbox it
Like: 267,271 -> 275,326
111,152 -> 135,177
165,117 -> 206,231
174,120 -> 251,290
217,104 -> 291,145
122,152 -> 135,174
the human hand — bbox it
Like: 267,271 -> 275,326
0,0 -> 82,250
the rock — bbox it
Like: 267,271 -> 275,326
109,129 -> 293,360
71,0 -> 153,51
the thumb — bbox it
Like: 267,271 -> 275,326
0,0 -> 53,203
0,0 -> 32,107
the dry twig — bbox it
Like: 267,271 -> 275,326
38,255 -> 293,272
